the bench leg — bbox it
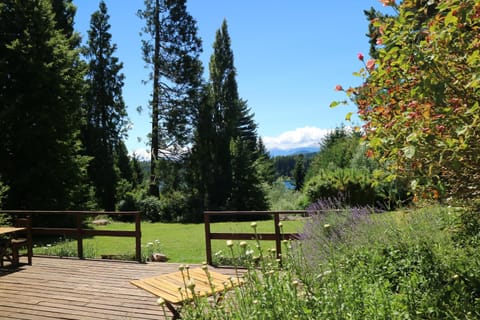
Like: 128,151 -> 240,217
165,301 -> 181,320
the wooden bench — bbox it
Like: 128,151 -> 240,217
131,267 -> 242,319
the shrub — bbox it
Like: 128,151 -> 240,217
303,168 -> 378,206
265,179 -> 305,211
138,196 -> 163,222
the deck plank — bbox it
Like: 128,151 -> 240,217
0,257 -> 238,319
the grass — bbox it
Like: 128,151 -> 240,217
33,218 -> 304,263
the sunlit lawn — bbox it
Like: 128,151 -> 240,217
34,218 -> 305,263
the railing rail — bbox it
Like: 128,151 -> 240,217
204,210 -> 307,265
0,210 -> 142,262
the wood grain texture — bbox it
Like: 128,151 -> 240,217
0,257 -> 238,319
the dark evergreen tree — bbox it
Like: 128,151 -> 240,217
0,0 -> 88,209
293,154 -> 305,191
189,87 -> 216,210
116,141 -> 133,183
229,138 -> 267,210
138,0 -> 203,197
83,1 -> 128,210
255,138 -> 276,184
130,154 -> 145,188
206,20 -> 238,208
51,0 -> 77,43
191,19 -> 267,212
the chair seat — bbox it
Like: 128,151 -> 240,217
11,238 -> 28,245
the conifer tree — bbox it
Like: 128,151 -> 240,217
0,0 -> 88,209
192,19 -> 267,211
83,1 -> 128,210
138,0 -> 203,197
293,154 -> 306,191
255,138 -> 276,185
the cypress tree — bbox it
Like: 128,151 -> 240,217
0,0 -> 88,209
83,0 -> 128,210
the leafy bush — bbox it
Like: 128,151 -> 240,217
303,168 -> 378,206
158,191 -> 189,222
138,196 -> 163,222
265,179 -> 305,211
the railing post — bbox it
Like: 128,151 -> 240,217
274,213 -> 282,260
204,212 -> 212,265
135,211 -> 142,262
76,212 -> 84,259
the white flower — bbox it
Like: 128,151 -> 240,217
226,240 -> 234,248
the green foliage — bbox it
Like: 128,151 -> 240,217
189,20 -> 267,215
306,127 -> 360,180
273,153 -> 315,178
138,196 -> 163,222
229,138 -> 268,211
82,1 -> 129,211
339,0 -> 480,201
293,154 -> 305,191
254,138 -> 276,185
179,206 -> 480,319
0,179 -> 8,208
138,0 -> 203,196
304,125 -> 410,209
34,237 -> 96,258
0,0 -> 89,210
265,179 -> 305,211
304,168 -> 378,207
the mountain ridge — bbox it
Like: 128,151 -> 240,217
268,146 -> 319,157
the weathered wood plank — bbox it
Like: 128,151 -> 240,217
0,257 -> 238,319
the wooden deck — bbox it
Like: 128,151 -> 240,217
0,257 -> 238,319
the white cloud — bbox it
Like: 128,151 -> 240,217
130,148 -> 150,160
263,126 -> 331,151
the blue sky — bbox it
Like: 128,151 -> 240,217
73,1 -> 391,156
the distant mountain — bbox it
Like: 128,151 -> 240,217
268,146 -> 319,157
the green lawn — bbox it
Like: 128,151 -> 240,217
34,218 -> 304,263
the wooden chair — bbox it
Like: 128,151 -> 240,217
11,216 -> 33,266
131,267 -> 242,319
0,238 -> 13,267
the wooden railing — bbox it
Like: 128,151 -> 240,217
204,210 -> 306,265
0,210 -> 142,262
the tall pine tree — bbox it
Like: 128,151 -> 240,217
83,1 -> 128,210
0,0 -> 88,209
192,19 -> 267,212
138,0 -> 203,197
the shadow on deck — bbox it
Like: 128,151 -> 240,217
0,256 -> 238,319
